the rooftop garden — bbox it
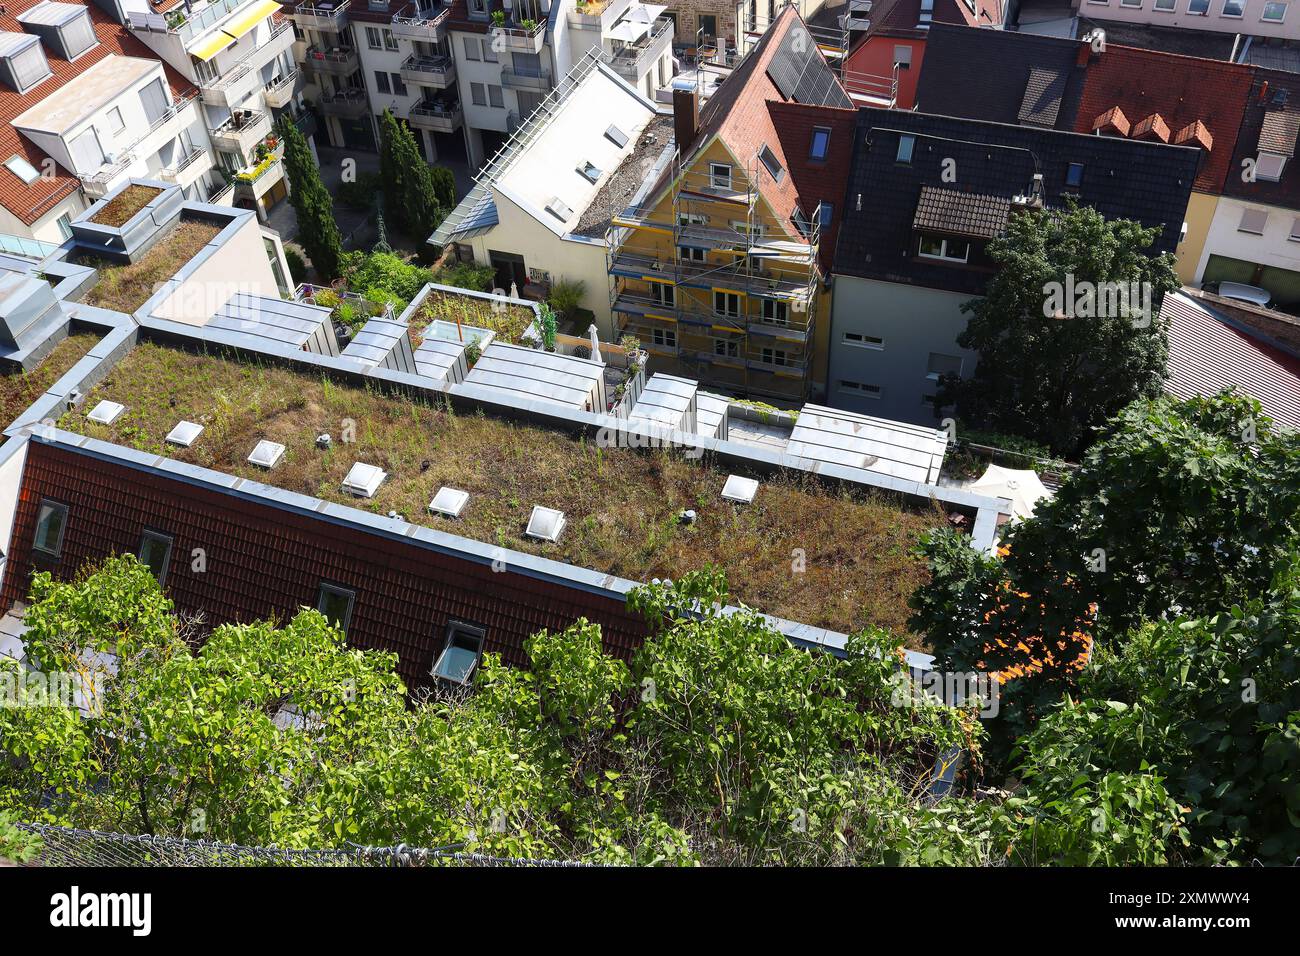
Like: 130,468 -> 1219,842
63,342 -> 940,643
0,333 -> 100,441
409,289 -> 536,347
75,217 -> 223,315
88,184 -> 162,228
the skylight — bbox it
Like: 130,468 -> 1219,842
577,161 -> 601,184
165,421 -> 203,448
897,134 -> 916,164
525,505 -> 566,542
429,486 -> 470,518
4,155 -> 39,185
604,124 -> 629,148
247,440 -> 286,469
721,475 -> 759,504
86,400 -> 125,425
758,144 -> 784,182
1065,163 -> 1084,188
342,462 -> 386,498
544,197 -> 573,222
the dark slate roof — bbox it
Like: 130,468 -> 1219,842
913,23 -> 1087,131
832,109 -> 1199,296
913,186 -> 1011,239
1222,68 -> 1300,212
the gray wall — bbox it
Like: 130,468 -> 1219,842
827,275 -> 980,425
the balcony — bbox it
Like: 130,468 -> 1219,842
234,144 -> 286,201
499,65 -> 551,92
391,2 -> 450,41
399,54 -> 456,89
491,19 -> 546,53
567,0 -> 629,30
128,0 -> 261,47
408,103 -> 463,133
263,69 -> 301,109
198,19 -> 295,108
210,109 -> 273,154
293,110 -> 319,140
318,88 -> 369,119
840,0 -> 872,31
158,147 -> 214,187
304,45 -> 360,76
607,16 -> 673,81
291,0 -> 351,29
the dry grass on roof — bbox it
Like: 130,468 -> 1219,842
74,218 -> 222,316
0,333 -> 100,445
64,342 -> 940,644
411,291 -> 535,346
89,185 -> 162,228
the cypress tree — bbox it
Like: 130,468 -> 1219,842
278,115 -> 343,282
378,109 -> 445,241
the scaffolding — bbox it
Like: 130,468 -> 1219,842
606,147 -> 821,403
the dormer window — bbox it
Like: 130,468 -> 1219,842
917,234 -> 970,263
0,32 -> 52,94
16,4 -> 97,62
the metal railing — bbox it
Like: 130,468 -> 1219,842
201,20 -> 293,92
129,0 -> 254,45
401,53 -> 455,78
607,16 -> 673,79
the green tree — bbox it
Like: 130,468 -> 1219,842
378,109 -> 445,240
945,200 -> 1180,457
430,165 -> 456,210
278,116 -> 343,281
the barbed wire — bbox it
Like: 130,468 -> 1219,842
14,822 -> 597,868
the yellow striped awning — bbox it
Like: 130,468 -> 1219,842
192,0 -> 281,61
191,30 -> 235,62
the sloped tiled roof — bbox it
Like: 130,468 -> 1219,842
1259,109 -> 1300,157
1162,292 -> 1300,432
913,186 -> 1010,239
834,108 -> 1199,295
766,98 -> 856,271
0,0 -> 197,225
1071,44 -> 1253,193
913,23 -> 1086,131
1222,69 -> 1300,212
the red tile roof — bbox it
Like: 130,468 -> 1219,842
1,441 -> 650,690
1163,292 -> 1300,432
1072,44 -> 1253,194
0,0 -> 198,226
767,98 -> 856,271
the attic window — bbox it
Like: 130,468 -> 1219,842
809,126 -> 830,161
604,124 -> 629,148
4,155 -> 39,185
758,144 -> 784,182
918,0 -> 934,24
316,583 -> 356,632
0,35 -> 52,93
1065,163 -> 1084,188
577,161 -> 601,184
897,134 -> 915,164
792,206 -> 813,237
432,621 -> 486,685
545,196 -> 573,222
1256,152 -> 1287,182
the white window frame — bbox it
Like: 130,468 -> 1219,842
761,346 -> 791,367
1262,0 -> 1288,19
917,234 -> 971,263
678,245 -> 706,263
713,337 -> 739,358
843,331 -> 884,350
652,326 -> 677,349
839,380 -> 882,398
649,282 -> 675,306
713,290 -> 741,318
709,162 -> 732,189
762,299 -> 789,326
1154,0 -> 1176,9
1221,0 -> 1245,16
431,621 -> 486,685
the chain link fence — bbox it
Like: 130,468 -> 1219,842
14,822 -> 595,868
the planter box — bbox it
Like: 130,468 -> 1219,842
69,179 -> 186,263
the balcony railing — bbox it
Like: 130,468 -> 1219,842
500,65 -> 551,91
263,69 -> 300,109
304,46 -> 360,75
399,54 -> 456,87
291,0 -> 351,29
78,92 -> 199,196
199,20 -> 293,104
159,147 -> 210,183
129,0 -> 255,46
210,110 -> 273,153
491,19 -> 546,53
318,89 -> 369,119
392,2 -> 450,40
607,16 -> 673,80
408,103 -> 463,132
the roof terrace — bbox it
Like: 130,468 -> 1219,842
60,341 -> 945,643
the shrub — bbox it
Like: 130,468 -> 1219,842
284,248 -> 308,286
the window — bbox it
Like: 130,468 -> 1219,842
714,290 -> 740,317
1154,0 -> 1176,8
374,70 -> 390,94
106,106 -> 125,135
818,202 -> 834,228
577,160 -> 601,183
649,283 -> 675,306
758,144 -> 784,182
897,134 -> 915,164
4,154 -> 40,185
730,219 -> 762,236
1120,0 -> 1141,6
383,28 -> 398,51
605,124 -> 629,148
1263,0 -> 1288,18
366,25 -> 382,49
56,213 -> 72,240
1222,0 -> 1244,13
470,82 -> 486,106
762,299 -> 789,326
678,211 -> 707,226
137,531 -> 174,585
652,327 -> 677,349
6,38 -> 51,92
761,346 -> 790,367
679,245 -> 706,262
840,379 -> 882,397
1065,162 -> 1084,188
709,162 -> 732,189
1188,0 -> 1209,12
843,331 -> 884,349
482,37 -> 497,62
391,73 -> 407,96
917,234 -> 970,262
713,337 -> 739,357
1238,208 -> 1268,235
488,84 -> 504,108
699,13 -> 717,36
317,583 -> 356,632
894,44 -> 912,68
1257,152 -> 1287,181
792,206 -> 812,237
926,352 -> 963,381
32,499 -> 68,557
809,126 -> 830,161
432,622 -> 486,685
463,36 -> 480,60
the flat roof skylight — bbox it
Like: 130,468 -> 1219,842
429,486 -> 470,519
165,421 -> 203,447
721,475 -> 759,504
577,160 -> 601,184
525,505 -> 566,542
604,124 -> 629,148
342,462 -> 386,498
545,197 -> 573,222
247,440 -> 285,469
86,400 -> 125,425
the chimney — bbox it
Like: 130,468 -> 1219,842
673,88 -> 699,153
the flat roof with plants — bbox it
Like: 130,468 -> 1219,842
60,341 -> 942,643
0,332 -> 100,446
74,216 -> 223,315
87,184 -> 163,228
409,290 -> 536,347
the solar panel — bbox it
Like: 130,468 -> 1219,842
765,26 -> 852,108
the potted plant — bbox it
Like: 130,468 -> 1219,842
491,9 -> 505,24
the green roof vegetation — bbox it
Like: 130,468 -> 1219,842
75,217 -> 222,315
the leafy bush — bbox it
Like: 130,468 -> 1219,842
284,248 -> 308,286
433,262 -> 496,292
547,278 -> 586,321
